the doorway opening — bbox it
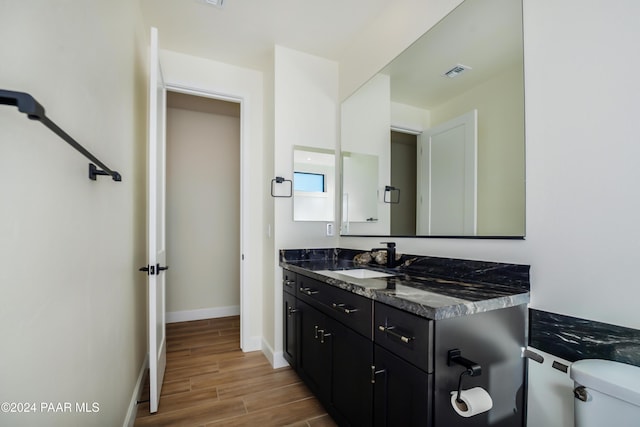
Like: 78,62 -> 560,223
165,90 -> 242,340
390,130 -> 417,235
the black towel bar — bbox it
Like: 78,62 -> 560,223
0,89 -> 122,182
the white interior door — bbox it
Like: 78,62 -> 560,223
146,26 -> 167,414
417,110 -> 477,235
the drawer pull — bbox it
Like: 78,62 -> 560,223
332,302 -> 359,314
300,287 -> 319,296
287,307 -> 298,317
314,327 -> 331,344
378,325 -> 414,344
283,280 -> 295,286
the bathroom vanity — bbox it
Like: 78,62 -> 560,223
281,248 -> 530,427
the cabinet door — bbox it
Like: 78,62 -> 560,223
297,300 -> 332,402
283,292 -> 298,368
373,345 -> 432,427
331,318 -> 373,426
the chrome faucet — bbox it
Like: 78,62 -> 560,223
372,242 -> 397,268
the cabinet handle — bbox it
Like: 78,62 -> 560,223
287,307 -> 298,317
331,302 -> 359,314
284,280 -> 295,286
320,331 -> 331,344
314,326 -> 331,344
300,287 -> 319,296
370,365 -> 386,384
378,325 -> 414,344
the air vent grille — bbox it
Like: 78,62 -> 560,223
443,64 -> 471,78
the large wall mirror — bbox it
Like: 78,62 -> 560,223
340,0 -> 525,237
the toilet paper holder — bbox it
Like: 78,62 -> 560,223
448,349 -> 482,403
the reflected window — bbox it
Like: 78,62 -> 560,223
294,172 -> 325,192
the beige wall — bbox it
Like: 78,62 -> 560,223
431,62 -> 525,236
166,102 -> 240,314
0,1 -> 148,426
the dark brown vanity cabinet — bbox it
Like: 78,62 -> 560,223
283,291 -> 298,368
373,345 -> 432,427
289,273 -> 374,426
373,302 -> 434,427
282,271 -> 298,368
282,269 -> 525,427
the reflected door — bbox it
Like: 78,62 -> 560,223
418,110 -> 477,235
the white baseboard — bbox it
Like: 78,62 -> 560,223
261,337 -> 290,369
122,354 -> 148,427
243,335 -> 262,353
166,305 -> 240,323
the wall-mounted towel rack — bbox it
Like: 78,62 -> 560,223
271,176 -> 292,198
0,89 -> 122,181
383,185 -> 400,204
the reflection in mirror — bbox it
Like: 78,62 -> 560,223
342,152 -> 378,233
293,146 -> 335,221
340,0 -> 525,237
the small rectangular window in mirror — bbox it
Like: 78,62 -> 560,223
294,172 -> 325,193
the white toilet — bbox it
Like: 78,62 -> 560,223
570,359 -> 640,427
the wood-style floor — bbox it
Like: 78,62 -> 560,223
135,316 -> 337,427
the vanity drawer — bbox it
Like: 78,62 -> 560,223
283,270 -> 297,295
297,274 -> 373,339
374,302 -> 433,373
323,284 -> 373,339
297,275 -> 325,301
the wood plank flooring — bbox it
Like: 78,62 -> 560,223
135,316 -> 337,427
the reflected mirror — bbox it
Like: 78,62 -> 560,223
341,152 -> 379,233
340,0 -> 525,237
293,146 -> 335,221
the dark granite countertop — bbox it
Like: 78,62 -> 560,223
280,248 -> 530,320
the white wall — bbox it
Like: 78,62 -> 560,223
159,49 -> 264,351
165,105 -> 240,317
391,102 -> 431,132
522,0 -> 640,330
0,1 -> 148,426
269,46 -> 340,366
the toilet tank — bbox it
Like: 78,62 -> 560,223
570,359 -> 640,427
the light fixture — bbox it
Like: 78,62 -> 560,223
443,64 -> 472,78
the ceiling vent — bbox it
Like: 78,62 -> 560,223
443,64 -> 472,78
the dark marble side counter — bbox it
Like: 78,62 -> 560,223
529,309 -> 640,368
280,248 -> 530,321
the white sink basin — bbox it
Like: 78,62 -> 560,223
333,269 -> 395,279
